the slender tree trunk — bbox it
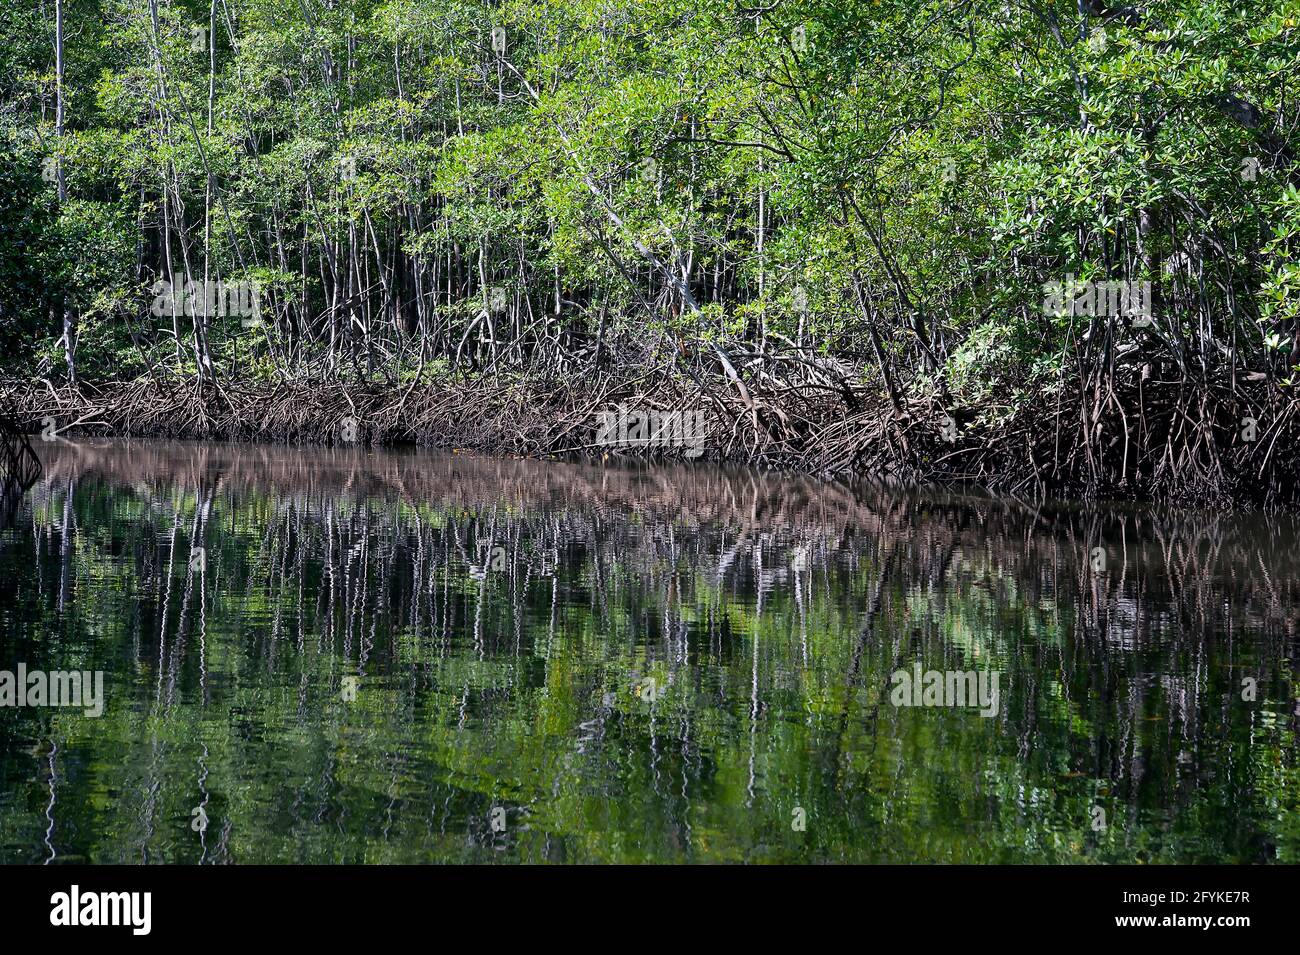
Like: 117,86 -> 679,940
54,0 -> 76,385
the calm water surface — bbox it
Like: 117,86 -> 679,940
0,440 -> 1297,863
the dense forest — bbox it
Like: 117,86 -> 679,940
1,0 -> 1299,502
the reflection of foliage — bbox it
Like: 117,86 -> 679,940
0,443 -> 1296,863
0,417 -> 41,531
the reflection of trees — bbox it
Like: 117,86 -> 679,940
0,415 -> 40,530
3,441 -> 1297,862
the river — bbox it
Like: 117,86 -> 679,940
0,439 -> 1296,862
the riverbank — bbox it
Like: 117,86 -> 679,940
3,363 -> 1298,507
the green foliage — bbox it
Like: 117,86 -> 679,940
0,0 -> 1296,400
0,126 -> 58,363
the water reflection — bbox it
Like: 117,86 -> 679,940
0,439 -> 1296,863
0,420 -> 41,531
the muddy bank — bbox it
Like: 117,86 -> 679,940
3,366 -> 1298,507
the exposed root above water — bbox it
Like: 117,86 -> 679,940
3,354 -> 1298,508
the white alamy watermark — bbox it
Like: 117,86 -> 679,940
150,276 -> 261,322
50,886 -> 150,935
890,664 -> 1000,717
594,406 -> 706,458
0,664 -> 104,717
470,543 -> 507,580
1042,274 -> 1152,325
